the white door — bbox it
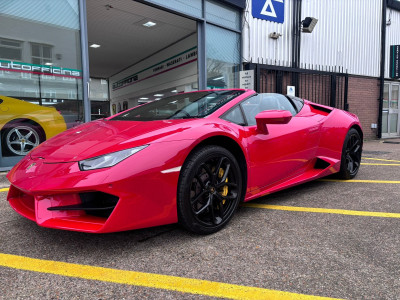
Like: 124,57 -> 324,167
382,83 -> 399,138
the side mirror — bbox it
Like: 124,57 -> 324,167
255,110 -> 292,134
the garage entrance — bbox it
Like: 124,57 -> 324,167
86,0 -> 198,117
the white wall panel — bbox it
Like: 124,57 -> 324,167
385,8 -> 400,78
244,0 -> 383,77
243,0 -> 294,66
301,0 -> 381,76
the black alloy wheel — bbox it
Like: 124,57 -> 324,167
178,145 -> 243,234
337,128 -> 362,179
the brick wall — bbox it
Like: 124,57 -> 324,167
347,76 -> 380,140
257,68 -> 381,140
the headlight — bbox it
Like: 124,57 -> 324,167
79,145 -> 148,171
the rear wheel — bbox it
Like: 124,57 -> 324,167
337,128 -> 362,179
177,145 -> 242,234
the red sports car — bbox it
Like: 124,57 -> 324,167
7,89 -> 362,234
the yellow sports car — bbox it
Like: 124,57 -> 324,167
0,95 -> 67,156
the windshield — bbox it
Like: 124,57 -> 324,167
110,90 -> 244,121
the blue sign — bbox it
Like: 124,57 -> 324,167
252,0 -> 285,24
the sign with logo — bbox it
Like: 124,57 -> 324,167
239,70 -> 254,90
0,60 -> 82,79
112,47 -> 197,91
390,45 -> 400,79
252,0 -> 285,24
287,86 -> 295,96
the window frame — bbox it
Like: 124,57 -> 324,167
30,42 -> 53,65
220,104 -> 247,125
0,38 -> 23,61
220,93 -> 303,127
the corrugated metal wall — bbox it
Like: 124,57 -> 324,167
300,0 -> 382,76
244,0 -> 384,77
243,0 -> 294,66
385,8 -> 400,78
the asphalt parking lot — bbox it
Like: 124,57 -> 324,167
1,140 -> 399,299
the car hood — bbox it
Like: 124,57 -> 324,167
30,119 -> 199,162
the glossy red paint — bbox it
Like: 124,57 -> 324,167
7,89 -> 362,233
255,110 -> 293,134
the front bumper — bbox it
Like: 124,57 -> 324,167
8,186 -> 119,232
6,141 -> 189,233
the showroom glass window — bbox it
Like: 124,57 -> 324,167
143,0 -> 242,90
90,78 -> 110,120
0,0 -> 83,166
205,1 -> 241,89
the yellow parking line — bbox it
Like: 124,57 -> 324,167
363,157 -> 400,163
0,188 -> 9,193
0,253 -> 338,300
361,163 -> 400,166
320,179 -> 400,184
243,204 -> 400,219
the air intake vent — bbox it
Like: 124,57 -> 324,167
309,103 -> 332,115
48,192 -> 119,218
314,158 -> 331,169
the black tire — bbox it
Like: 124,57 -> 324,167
177,145 -> 243,234
337,128 -> 362,179
1,123 -> 44,156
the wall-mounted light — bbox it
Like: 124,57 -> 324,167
90,44 -> 101,48
301,17 -> 318,33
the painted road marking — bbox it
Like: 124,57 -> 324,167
320,179 -> 400,184
0,253 -> 338,300
243,204 -> 400,219
361,163 -> 400,166
0,188 -> 9,193
363,157 -> 400,163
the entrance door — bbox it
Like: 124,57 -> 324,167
382,83 -> 400,138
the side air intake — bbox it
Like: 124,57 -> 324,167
314,158 -> 331,169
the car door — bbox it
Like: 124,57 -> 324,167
241,94 -> 321,191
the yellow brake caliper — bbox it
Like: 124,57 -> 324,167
218,168 -> 228,204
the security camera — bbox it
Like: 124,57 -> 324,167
269,32 -> 282,39
302,17 -> 318,33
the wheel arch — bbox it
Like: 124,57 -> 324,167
186,135 -> 248,201
350,124 -> 363,142
1,118 -> 46,140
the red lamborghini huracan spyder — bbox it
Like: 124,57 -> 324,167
7,89 -> 362,234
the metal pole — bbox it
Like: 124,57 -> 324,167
378,0 -> 387,138
330,75 -> 336,108
79,0 -> 91,123
197,21 -> 206,90
291,0 -> 302,69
